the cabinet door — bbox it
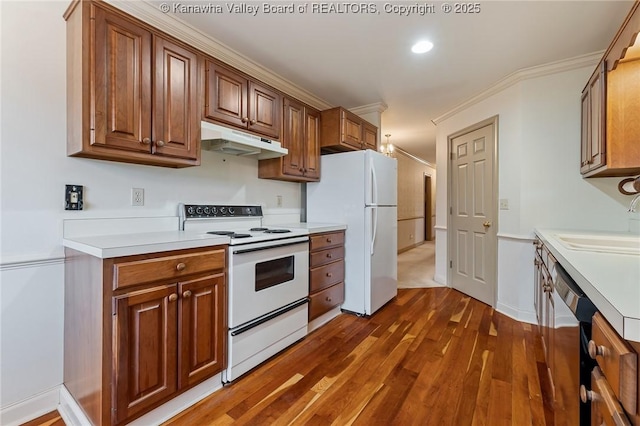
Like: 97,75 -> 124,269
204,61 -> 248,128
178,274 -> 226,388
248,81 -> 281,139
153,37 -> 199,160
341,110 -> 363,149
281,98 -> 305,178
362,122 -> 378,151
304,107 -> 321,180
93,6 -> 152,152
114,285 -> 178,424
588,64 -> 606,171
580,88 -> 591,174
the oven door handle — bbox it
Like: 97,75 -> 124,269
232,237 -> 309,254
230,298 -> 310,336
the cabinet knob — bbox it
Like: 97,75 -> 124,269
183,290 -> 192,298
326,272 -> 332,277
326,253 -> 333,258
588,340 -> 606,359
169,293 -> 178,302
326,238 -> 332,243
176,262 -> 186,271
241,117 -> 249,123
579,385 -> 599,403
141,137 -> 151,145
250,119 -> 256,125
326,297 -> 332,302
156,140 -> 166,147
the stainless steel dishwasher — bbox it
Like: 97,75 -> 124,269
552,262 -> 597,426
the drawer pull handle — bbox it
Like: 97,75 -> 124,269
326,253 -> 333,258
326,272 -> 332,277
326,238 -> 332,243
169,293 -> 178,302
579,385 -> 599,403
176,262 -> 186,271
183,290 -> 192,298
588,340 -> 606,359
326,297 -> 332,302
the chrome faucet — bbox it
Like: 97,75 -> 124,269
629,193 -> 640,212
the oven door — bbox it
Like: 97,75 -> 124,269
228,237 -> 309,328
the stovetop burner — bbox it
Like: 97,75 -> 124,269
207,231 -> 252,239
250,227 -> 269,232
263,229 -> 291,234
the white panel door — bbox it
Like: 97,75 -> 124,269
450,123 -> 496,306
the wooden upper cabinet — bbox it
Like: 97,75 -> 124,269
153,37 -> 199,161
204,60 -> 281,140
258,97 -> 320,182
581,3 -> 640,177
362,122 -> 378,151
92,6 -> 152,152
320,107 -> 378,153
65,2 -> 200,167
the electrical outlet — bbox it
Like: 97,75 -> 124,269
131,188 -> 144,206
276,195 -> 283,207
499,199 -> 509,210
65,185 -> 84,210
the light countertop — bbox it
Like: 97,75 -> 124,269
63,231 -> 229,259
283,222 -> 347,234
535,228 -> 640,342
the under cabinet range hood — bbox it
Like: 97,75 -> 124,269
200,121 -> 287,159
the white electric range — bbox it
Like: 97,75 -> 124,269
178,204 -> 309,382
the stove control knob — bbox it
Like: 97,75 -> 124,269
203,206 -> 210,215
220,207 -> 227,215
196,206 -> 203,215
187,206 -> 195,215
228,207 -> 235,215
211,206 -> 217,215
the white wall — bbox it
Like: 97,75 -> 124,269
435,63 -> 637,322
0,1 -> 301,419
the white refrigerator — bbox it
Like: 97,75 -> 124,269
306,149 -> 398,316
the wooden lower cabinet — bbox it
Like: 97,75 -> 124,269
64,246 -> 227,425
308,231 -> 345,321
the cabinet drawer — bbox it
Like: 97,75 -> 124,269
309,282 -> 344,321
590,366 -> 632,426
310,246 -> 345,268
591,312 -> 638,413
114,249 -> 226,290
310,260 -> 344,293
310,232 -> 344,251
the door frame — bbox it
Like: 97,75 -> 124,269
424,174 -> 433,241
446,115 -> 499,307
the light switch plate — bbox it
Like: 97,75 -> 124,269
65,185 -> 84,210
499,199 -> 509,210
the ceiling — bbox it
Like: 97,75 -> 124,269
160,1 -> 634,164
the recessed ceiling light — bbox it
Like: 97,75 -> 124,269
411,40 -> 433,54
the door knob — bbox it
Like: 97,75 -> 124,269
483,221 -> 492,228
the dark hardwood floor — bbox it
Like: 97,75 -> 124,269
27,288 -> 553,425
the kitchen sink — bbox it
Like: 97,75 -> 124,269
555,233 -> 640,255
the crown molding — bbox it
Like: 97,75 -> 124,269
432,51 -> 604,125
394,145 -> 436,169
106,0 -> 333,111
349,102 -> 389,116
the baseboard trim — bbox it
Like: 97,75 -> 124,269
496,301 -> 537,325
0,386 -> 60,426
433,274 -> 447,285
58,385 -> 90,426
397,241 -> 425,254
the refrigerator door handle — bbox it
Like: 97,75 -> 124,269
370,157 -> 378,205
371,206 -> 378,255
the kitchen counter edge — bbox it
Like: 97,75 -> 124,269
282,223 -> 347,234
535,228 -> 640,343
63,231 -> 230,259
